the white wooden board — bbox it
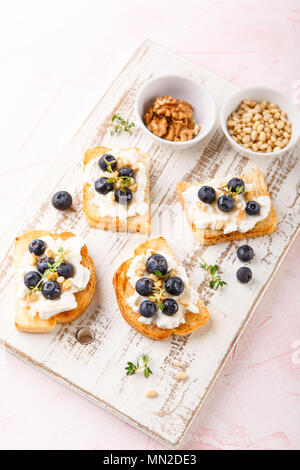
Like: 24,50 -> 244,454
0,40 -> 299,448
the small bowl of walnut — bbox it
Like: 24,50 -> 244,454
221,86 -> 300,157
135,75 -> 217,148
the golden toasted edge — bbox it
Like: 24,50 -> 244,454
177,168 -> 277,245
83,146 -> 150,234
113,237 -> 210,340
55,246 -> 96,324
14,230 -> 96,332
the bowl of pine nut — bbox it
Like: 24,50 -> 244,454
220,86 -> 300,157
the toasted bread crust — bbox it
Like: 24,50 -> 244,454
83,146 -> 151,234
177,168 -> 277,245
113,237 -> 210,340
14,230 -> 96,333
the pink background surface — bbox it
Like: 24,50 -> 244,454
0,0 -> 299,450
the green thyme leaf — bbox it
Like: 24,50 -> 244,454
209,265 -> 218,276
144,366 -> 152,379
154,270 -> 162,277
200,257 -> 227,290
153,269 -> 173,280
109,114 -> 136,136
125,354 -> 152,378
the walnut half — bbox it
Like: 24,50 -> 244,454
143,95 -> 200,142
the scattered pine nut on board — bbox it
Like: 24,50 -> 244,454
0,40 -> 299,447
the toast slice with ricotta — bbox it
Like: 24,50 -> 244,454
113,237 -> 210,340
83,146 -> 150,234
177,168 -> 277,245
14,230 -> 96,333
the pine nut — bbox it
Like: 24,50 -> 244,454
47,272 -> 58,281
29,254 -> 38,266
179,296 -> 191,306
45,248 -> 54,258
259,131 -> 266,142
63,279 -> 72,290
176,371 -> 188,380
263,113 -> 271,121
251,130 -> 257,140
145,390 -> 158,398
242,135 -> 250,143
172,360 -> 184,368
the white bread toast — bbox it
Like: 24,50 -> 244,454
83,146 -> 151,234
14,230 -> 96,333
177,168 -> 277,245
113,237 -> 210,340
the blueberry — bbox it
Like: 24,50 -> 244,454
135,278 -> 154,296
236,267 -> 252,284
24,271 -> 42,289
217,194 -> 234,212
99,154 -> 117,172
37,257 -> 54,274
139,300 -> 157,317
162,298 -> 178,316
237,245 -> 254,262
115,188 -> 133,205
57,262 -> 74,279
118,167 -> 134,178
164,276 -> 184,296
42,281 -> 61,300
227,177 -> 245,192
94,177 -> 114,194
146,254 -> 168,276
52,191 -> 72,210
246,201 -> 260,215
198,186 -> 216,204
28,239 -> 46,256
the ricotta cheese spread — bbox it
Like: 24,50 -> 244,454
126,249 -> 200,329
83,148 -> 148,221
182,179 -> 271,234
16,235 -> 90,320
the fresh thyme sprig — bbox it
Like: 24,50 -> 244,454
105,157 -> 134,194
148,269 -> 173,311
149,287 -> 165,311
153,269 -> 173,280
218,185 -> 245,201
109,114 -> 135,135
29,247 -> 64,297
200,258 -> 227,290
125,353 -> 153,378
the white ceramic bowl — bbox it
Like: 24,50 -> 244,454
220,86 -> 300,158
135,75 -> 217,149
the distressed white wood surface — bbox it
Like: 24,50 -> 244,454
0,40 -> 299,447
